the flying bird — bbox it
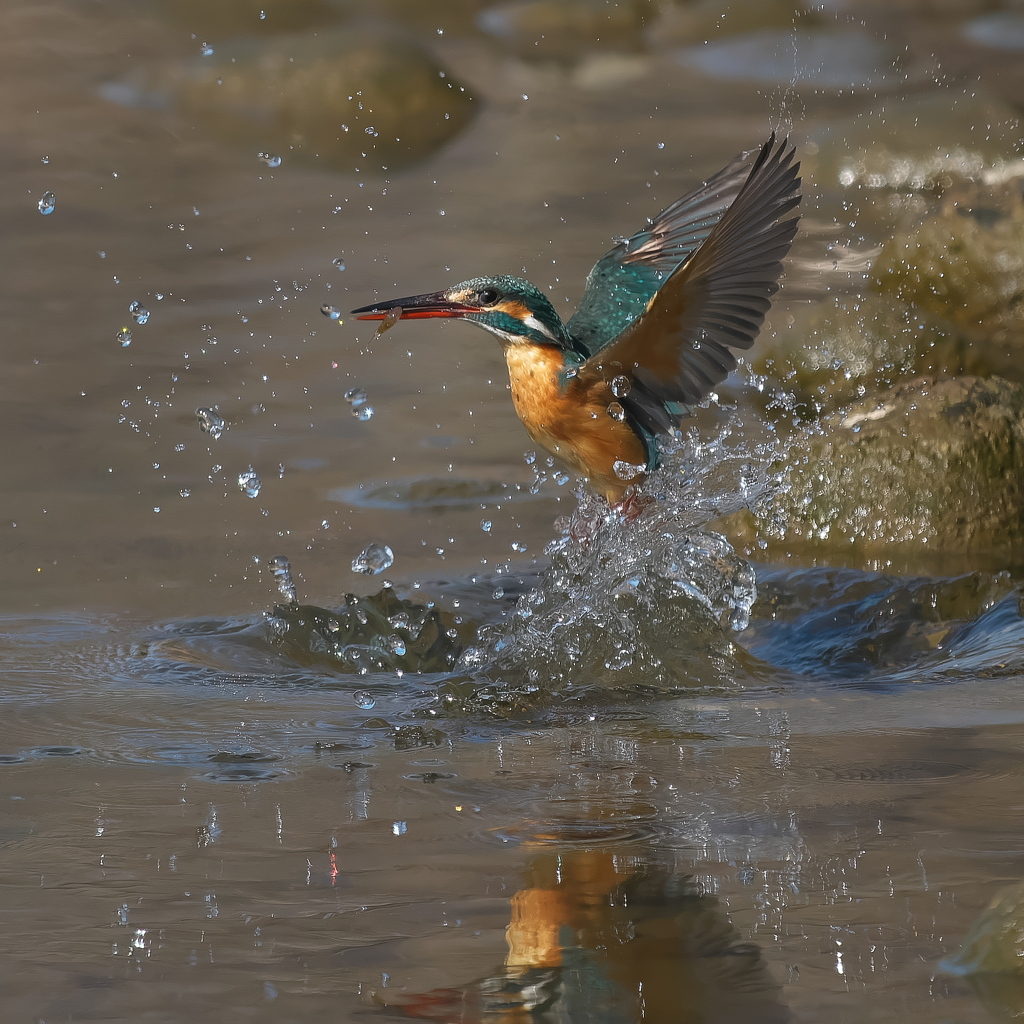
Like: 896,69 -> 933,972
352,135 -> 801,505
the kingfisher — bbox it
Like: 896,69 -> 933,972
352,135 -> 800,506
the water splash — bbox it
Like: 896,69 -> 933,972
268,556 -> 297,605
238,467 -> 262,498
352,542 -> 394,575
129,301 -> 150,325
344,387 -> 374,420
196,407 -> 226,439
464,412 -> 782,691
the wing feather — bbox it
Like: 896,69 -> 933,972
582,135 -> 801,435
566,145 -> 760,355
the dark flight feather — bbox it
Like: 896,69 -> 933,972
566,146 -> 759,356
582,135 -> 801,437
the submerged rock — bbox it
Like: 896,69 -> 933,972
167,31 -> 475,171
751,376 -> 1024,555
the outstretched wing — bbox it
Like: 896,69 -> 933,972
566,146 -> 758,356
583,135 -> 801,436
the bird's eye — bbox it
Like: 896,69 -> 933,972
477,288 -> 499,305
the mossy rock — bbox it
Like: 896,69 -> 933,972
754,293 -> 969,415
728,376 -> 1024,556
174,30 -> 475,171
872,177 -> 1024,376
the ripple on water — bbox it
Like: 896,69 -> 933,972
202,764 -> 289,783
791,760 -> 1003,785
491,818 -> 661,847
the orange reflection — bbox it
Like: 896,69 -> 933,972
389,848 -> 788,1023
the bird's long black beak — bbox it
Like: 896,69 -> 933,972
351,291 -> 479,321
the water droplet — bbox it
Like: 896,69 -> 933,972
345,387 -> 372,418
351,542 -> 394,575
321,304 -> 342,321
480,519 -> 492,532
116,327 -> 132,347
511,541 -> 528,552
179,488 -> 191,498
613,460 -> 645,481
200,42 -> 214,55
610,375 -> 632,398
257,152 -> 282,168
552,470 -> 570,486
392,820 -> 408,835
657,141 -> 666,150
605,647 -> 634,671
607,401 -> 626,421
354,690 -> 376,709
128,301 -> 150,325
492,587 -> 504,600
196,407 -> 226,439
238,466 -> 262,498
386,634 -> 406,656
37,191 -> 56,215
332,257 -> 346,271
268,555 -> 297,604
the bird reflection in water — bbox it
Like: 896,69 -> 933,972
385,849 -> 788,1023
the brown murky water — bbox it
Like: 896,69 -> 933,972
4,1 -> 1024,1020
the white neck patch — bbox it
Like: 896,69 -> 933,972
523,314 -> 557,342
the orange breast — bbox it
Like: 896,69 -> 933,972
503,344 -> 648,504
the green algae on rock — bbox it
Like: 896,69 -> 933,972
174,31 -> 475,171
747,377 -> 1024,556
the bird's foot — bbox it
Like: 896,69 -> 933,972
615,490 -> 655,522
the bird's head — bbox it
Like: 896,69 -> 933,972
352,275 -> 569,348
